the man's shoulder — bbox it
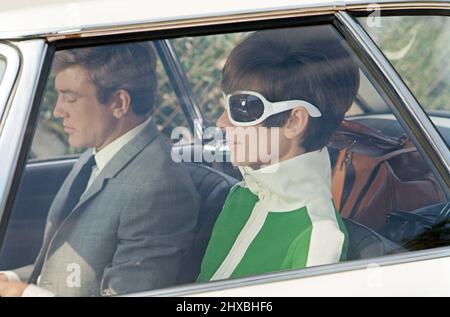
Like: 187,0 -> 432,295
134,134 -> 178,171
119,134 -> 193,185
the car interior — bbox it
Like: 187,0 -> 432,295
0,27 -> 449,289
2,111 -> 448,284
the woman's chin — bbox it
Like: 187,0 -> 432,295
229,157 -> 261,170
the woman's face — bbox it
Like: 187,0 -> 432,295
216,90 -> 293,169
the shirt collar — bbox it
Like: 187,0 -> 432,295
238,147 -> 332,210
92,116 -> 152,172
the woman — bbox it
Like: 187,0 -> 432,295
197,25 -> 360,282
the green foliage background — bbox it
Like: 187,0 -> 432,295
359,15 -> 449,112
171,32 -> 249,126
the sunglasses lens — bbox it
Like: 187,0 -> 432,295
228,94 -> 264,123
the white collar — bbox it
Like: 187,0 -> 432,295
92,116 -> 152,172
238,147 -> 332,211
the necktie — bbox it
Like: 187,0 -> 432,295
60,155 -> 96,221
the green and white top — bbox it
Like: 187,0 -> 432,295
197,147 -> 348,282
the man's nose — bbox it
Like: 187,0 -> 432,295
216,110 -> 233,128
53,97 -> 66,119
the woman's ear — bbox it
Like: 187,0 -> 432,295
109,89 -> 132,119
283,107 -> 309,139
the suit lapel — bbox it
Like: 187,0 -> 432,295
32,121 -> 162,278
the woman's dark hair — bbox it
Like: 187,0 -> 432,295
222,25 -> 360,152
53,42 -> 157,116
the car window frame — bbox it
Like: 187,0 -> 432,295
0,40 -> 48,248
0,57 -> 7,83
0,42 -> 20,128
0,6 -> 449,297
154,39 -> 204,141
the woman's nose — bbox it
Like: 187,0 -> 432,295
216,110 -> 233,128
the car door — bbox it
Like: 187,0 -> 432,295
136,7 -> 450,296
0,40 -> 47,267
166,7 -> 450,296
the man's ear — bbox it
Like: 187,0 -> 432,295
283,107 -> 309,139
109,89 -> 132,119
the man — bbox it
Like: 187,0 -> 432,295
0,42 -> 200,296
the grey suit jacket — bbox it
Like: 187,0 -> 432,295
27,121 -> 200,296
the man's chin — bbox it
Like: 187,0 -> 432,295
67,137 -> 87,150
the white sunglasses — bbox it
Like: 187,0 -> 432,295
224,90 -> 322,127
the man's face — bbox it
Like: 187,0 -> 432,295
53,65 -> 117,149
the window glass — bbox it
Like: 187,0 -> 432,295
171,33 -> 250,127
0,23 -> 448,297
29,48 -> 189,160
170,33 -> 387,128
358,15 -> 450,147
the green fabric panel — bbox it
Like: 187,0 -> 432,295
282,225 -> 313,269
229,207 -> 311,279
198,188 -> 349,282
197,186 -> 258,282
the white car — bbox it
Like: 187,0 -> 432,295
0,0 -> 449,296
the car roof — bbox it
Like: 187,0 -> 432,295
0,0 -> 447,40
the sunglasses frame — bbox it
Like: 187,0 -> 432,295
224,90 -> 322,127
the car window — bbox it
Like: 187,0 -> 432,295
357,15 -> 450,147
29,49 -> 190,160
0,22 -> 448,297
